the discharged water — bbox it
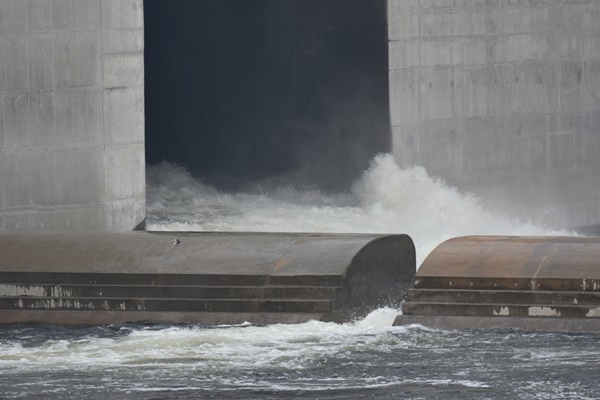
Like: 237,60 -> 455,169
145,154 -> 562,265
2,154 -> 596,400
1,311 -> 599,399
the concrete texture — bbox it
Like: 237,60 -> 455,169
0,231 -> 416,324
397,235 -> 600,332
388,0 -> 600,229
3,0 -> 598,233
0,0 -> 145,231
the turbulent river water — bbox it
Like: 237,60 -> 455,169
2,154 -> 598,400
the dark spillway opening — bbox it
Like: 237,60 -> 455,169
144,0 -> 389,191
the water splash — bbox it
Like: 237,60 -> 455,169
147,154 -> 566,265
0,156 -> 588,399
0,308 -> 401,373
1,313 -> 598,399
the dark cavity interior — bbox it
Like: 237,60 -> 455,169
144,0 -> 389,191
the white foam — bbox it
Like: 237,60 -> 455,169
146,153 -> 568,266
0,154 -> 573,393
354,307 -> 399,328
0,308 -> 411,374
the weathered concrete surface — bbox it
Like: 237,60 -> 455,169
0,231 -> 416,325
0,0 -> 145,231
3,0 -> 599,234
396,235 -> 600,332
388,0 -> 600,229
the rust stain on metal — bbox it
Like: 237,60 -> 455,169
417,236 -> 600,291
272,257 -> 289,273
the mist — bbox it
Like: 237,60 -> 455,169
146,154 -> 569,266
144,0 -> 389,192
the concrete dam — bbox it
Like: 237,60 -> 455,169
1,0 -> 600,329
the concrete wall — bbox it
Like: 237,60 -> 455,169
388,0 -> 600,229
0,0 -> 145,231
4,0 -> 598,232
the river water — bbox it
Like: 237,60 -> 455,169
2,309 -> 600,399
2,154 -> 598,399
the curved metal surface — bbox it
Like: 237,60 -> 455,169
0,231 -> 405,275
0,231 -> 416,324
416,235 -> 600,291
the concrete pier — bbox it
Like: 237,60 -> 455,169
2,2 -> 598,233
395,236 -> 600,332
0,0 -> 145,231
388,0 -> 600,229
0,231 -> 415,325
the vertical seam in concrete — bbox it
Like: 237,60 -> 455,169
49,0 -> 58,219
1,25 -> 4,148
0,3 -> 5,226
140,0 -> 147,213
51,3 -> 56,151
25,1 -> 31,94
25,1 -> 31,155
99,0 -> 107,223
385,0 -> 392,152
545,108 -> 550,172
416,8 -> 421,164
48,1 -> 57,220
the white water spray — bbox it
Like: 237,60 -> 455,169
147,153 -> 566,266
0,308 -> 409,374
0,158 -> 584,397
